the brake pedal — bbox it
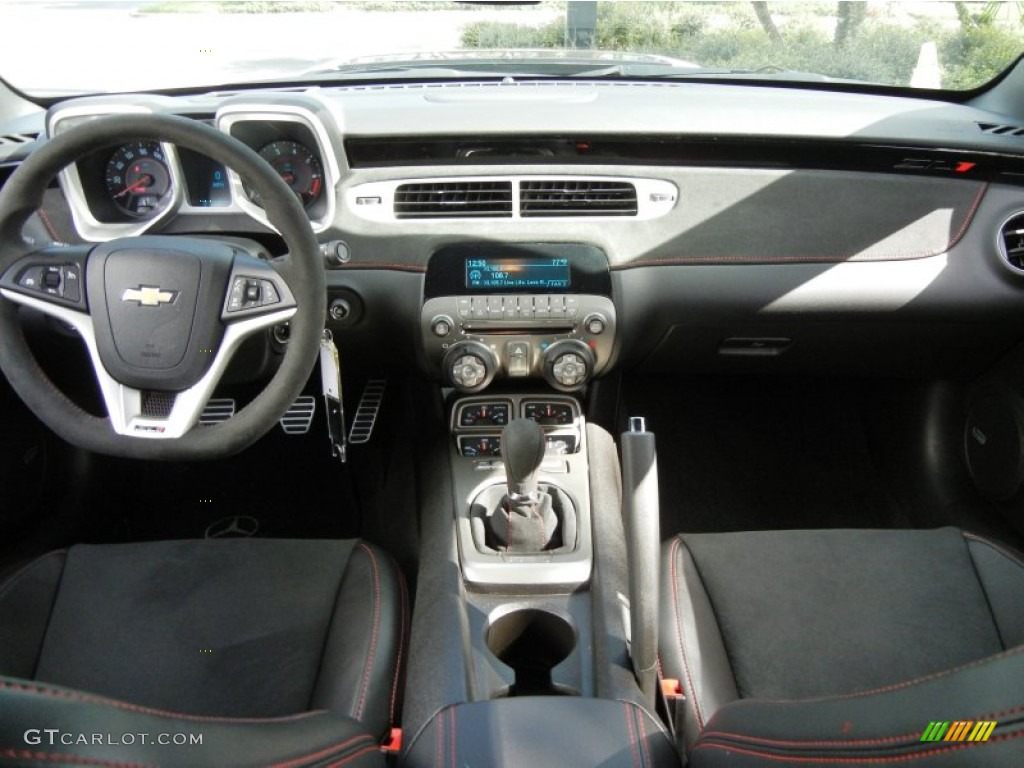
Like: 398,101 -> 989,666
349,379 -> 386,444
280,395 -> 316,435
199,398 -> 236,426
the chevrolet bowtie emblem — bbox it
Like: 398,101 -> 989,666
121,286 -> 177,307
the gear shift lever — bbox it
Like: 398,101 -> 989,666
473,417 -> 575,552
502,418 -> 546,501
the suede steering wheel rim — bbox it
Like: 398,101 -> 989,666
0,113 -> 326,460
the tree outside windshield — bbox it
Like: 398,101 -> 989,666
1,1 -> 1021,97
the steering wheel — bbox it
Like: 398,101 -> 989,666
0,114 -> 326,460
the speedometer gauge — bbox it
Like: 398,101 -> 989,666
245,140 -> 324,210
104,142 -> 173,218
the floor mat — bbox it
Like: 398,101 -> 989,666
625,376 -> 909,535
95,415 -> 362,543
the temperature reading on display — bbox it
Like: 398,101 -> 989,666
466,257 -> 570,290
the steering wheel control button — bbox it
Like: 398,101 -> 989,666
228,276 -> 282,312
17,266 -> 44,290
62,264 -> 82,303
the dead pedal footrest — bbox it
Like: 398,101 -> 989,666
348,379 -> 387,444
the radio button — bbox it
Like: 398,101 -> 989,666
457,297 -> 471,319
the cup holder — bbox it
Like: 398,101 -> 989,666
486,609 -> 577,696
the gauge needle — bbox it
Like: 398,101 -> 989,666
115,174 -> 154,198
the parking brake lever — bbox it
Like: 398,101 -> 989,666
621,416 -> 659,707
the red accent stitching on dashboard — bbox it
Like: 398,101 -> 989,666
0,680 -> 324,724
337,262 -> 426,273
691,729 -> 1022,763
669,536 -> 705,730
36,208 -> 60,241
612,183 -> 988,269
353,542 -> 381,722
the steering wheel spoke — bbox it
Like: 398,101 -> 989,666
92,305 -> 295,439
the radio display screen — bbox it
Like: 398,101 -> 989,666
465,257 -> 571,290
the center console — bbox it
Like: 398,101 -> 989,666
401,244 -> 675,765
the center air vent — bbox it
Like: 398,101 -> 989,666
520,180 -> 637,217
394,181 -> 512,218
997,212 -> 1024,274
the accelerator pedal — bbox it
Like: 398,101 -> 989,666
199,398 -> 236,426
349,379 -> 387,444
280,395 -> 316,435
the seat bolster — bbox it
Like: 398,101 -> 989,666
658,536 -> 739,752
402,698 -> 678,767
0,551 -> 65,679
689,645 -> 1024,768
964,533 -> 1024,648
0,676 -> 385,768
311,541 -> 408,737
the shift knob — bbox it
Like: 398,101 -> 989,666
501,418 -> 546,500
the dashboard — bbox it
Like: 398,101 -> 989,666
8,80 -> 1024,389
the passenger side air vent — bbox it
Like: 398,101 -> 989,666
978,122 -> 1024,137
394,181 -> 513,218
998,212 -> 1024,274
520,180 -> 637,217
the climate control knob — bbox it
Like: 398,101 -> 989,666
542,339 -> 596,392
443,341 -> 498,393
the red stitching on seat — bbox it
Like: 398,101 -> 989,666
353,542 -> 381,722
623,701 -> 641,768
269,735 -> 374,768
669,536 -> 705,729
388,555 -> 408,726
699,704 -> 1024,748
449,706 -> 456,768
436,705 -> 444,767
635,704 -> 652,768
0,680 -> 325,724
0,750 -> 147,767
323,745 -> 380,767
691,729 -> 1022,763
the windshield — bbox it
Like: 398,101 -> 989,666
3,0 -> 1023,97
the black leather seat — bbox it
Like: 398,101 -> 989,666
659,527 -> 1024,766
0,538 -> 406,767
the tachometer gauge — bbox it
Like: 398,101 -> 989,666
104,142 -> 173,218
245,140 -> 324,210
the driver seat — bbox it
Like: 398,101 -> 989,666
0,538 -> 406,767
